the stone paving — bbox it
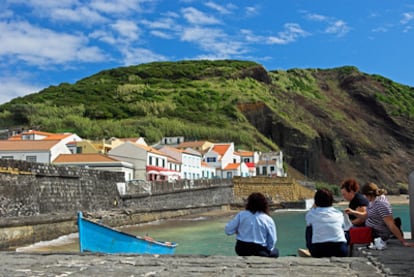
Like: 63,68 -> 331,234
353,238 -> 414,277
0,238 -> 412,277
0,252 -> 382,277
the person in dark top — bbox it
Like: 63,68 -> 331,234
340,178 -> 369,227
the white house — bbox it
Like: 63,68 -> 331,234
217,162 -> 250,179
201,161 -> 216,179
256,151 -> 286,177
203,143 -> 235,171
53,153 -> 134,181
0,140 -> 71,163
159,146 -> 202,180
9,130 -> 82,145
109,141 -> 180,181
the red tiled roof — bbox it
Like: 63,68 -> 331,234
0,140 -> 60,151
201,161 -> 212,167
224,163 -> 240,170
236,151 -> 254,157
53,153 -> 120,163
212,144 -> 230,156
8,130 -> 73,141
133,143 -> 167,157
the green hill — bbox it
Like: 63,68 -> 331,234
1,60 -> 413,191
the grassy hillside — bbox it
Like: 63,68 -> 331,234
1,60 -> 413,188
0,60 -> 279,150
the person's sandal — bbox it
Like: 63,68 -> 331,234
297,248 -> 311,257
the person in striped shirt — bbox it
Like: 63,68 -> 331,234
345,182 -> 414,247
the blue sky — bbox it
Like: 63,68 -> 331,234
1,0 -> 414,104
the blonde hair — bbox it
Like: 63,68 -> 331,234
361,182 -> 387,197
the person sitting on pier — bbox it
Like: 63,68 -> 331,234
340,178 -> 369,227
304,188 -> 348,257
345,182 -> 414,247
225,192 -> 279,258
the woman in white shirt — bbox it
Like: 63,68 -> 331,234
305,189 -> 348,257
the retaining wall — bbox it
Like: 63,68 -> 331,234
232,176 -> 314,203
0,159 -> 124,217
0,159 -> 315,250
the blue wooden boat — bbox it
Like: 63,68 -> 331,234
77,211 -> 177,254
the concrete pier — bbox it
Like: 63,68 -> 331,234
1,238 -> 412,277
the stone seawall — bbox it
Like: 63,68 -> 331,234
232,176 -> 314,203
0,159 -> 124,217
122,185 -> 234,210
0,159 -> 315,250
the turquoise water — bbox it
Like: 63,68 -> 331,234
18,204 -> 411,257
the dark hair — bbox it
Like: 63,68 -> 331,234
340,178 -> 360,193
314,189 -> 333,207
246,192 -> 270,215
361,182 -> 386,197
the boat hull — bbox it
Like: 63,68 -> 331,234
77,212 -> 177,254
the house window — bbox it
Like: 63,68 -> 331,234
1,156 -> 13,159
270,166 -> 275,172
226,172 -> 233,179
26,156 -> 37,162
206,157 -> 216,162
262,166 -> 267,175
149,156 -> 153,165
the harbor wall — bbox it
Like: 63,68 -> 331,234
0,159 -> 123,217
0,159 -> 315,249
232,176 -> 315,203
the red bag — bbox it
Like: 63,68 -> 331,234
349,227 -> 373,245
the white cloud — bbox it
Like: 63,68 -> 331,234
150,30 -> 173,39
305,13 -> 328,22
89,30 -> 117,45
50,6 -> 107,24
401,12 -> 414,24
372,26 -> 389,33
111,20 -> 140,41
0,9 -> 14,19
181,7 -> 220,25
245,6 -> 259,16
325,20 -> 350,37
121,48 -> 167,65
0,21 -> 107,66
267,23 -> 309,45
403,25 -> 412,33
181,26 -> 245,57
90,0 -> 153,15
9,0 -> 78,9
204,2 -> 232,14
0,77 -> 42,105
141,17 -> 177,30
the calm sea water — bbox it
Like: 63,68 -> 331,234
17,204 -> 411,257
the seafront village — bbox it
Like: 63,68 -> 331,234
0,130 -> 287,184
0,129 -> 413,276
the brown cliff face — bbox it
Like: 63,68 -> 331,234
240,68 -> 414,191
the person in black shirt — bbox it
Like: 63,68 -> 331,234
340,178 -> 369,226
